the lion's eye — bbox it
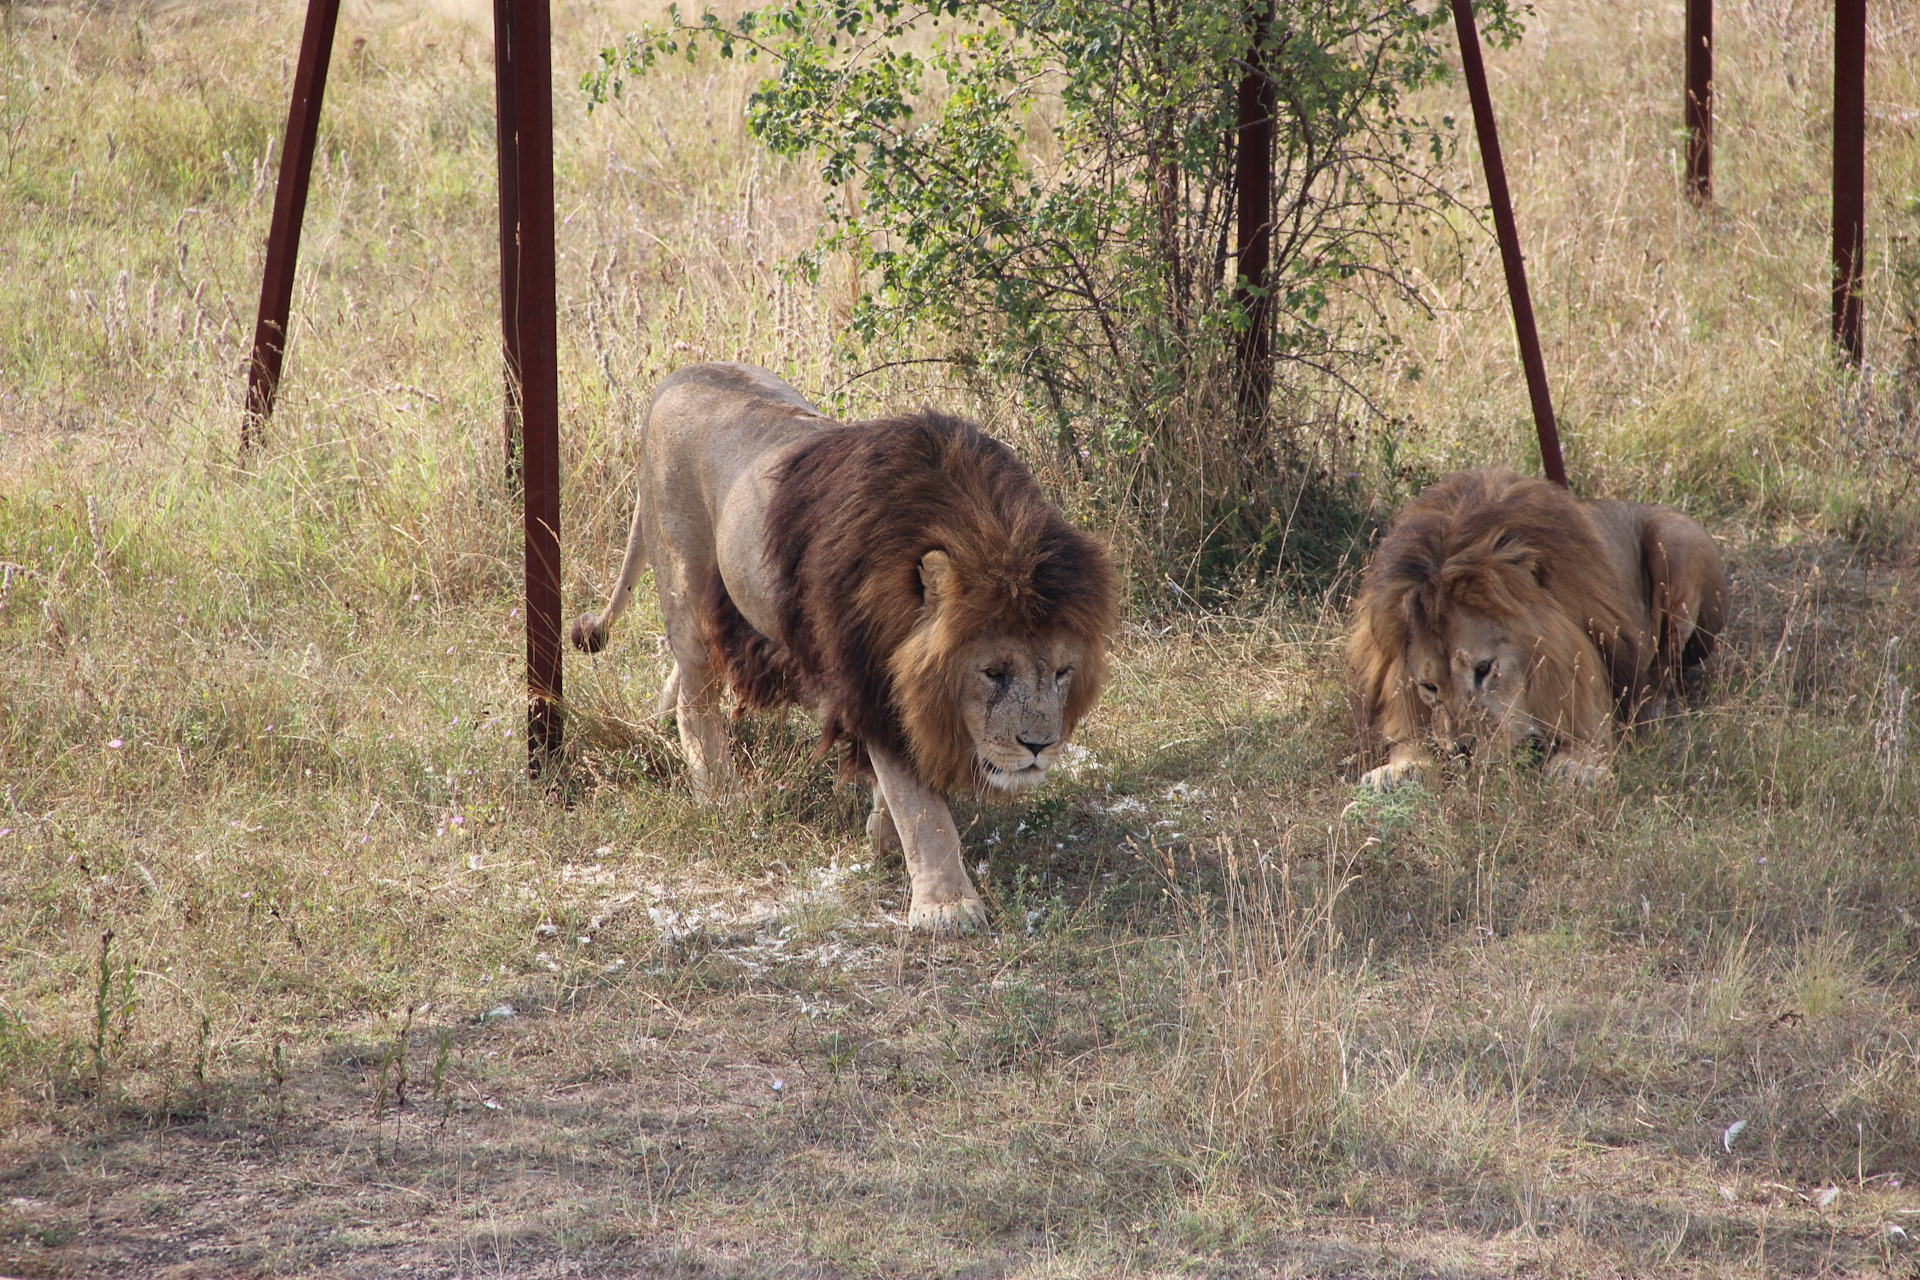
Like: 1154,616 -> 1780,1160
1055,667 -> 1073,681
1419,682 -> 1438,694
983,668 -> 1007,682
1474,659 -> 1494,682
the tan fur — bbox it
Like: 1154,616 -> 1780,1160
573,363 -> 1118,932
1350,469 -> 1728,790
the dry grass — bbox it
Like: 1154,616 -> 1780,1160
1,0 -> 1918,1275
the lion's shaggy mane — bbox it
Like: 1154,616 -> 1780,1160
701,411 -> 1116,795
1351,469 -> 1656,760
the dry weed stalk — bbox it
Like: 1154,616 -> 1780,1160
1873,637 -> 1909,781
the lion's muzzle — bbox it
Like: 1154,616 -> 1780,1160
978,751 -> 1053,793
990,759 -> 1052,790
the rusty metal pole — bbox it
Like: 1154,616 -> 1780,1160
241,0 -> 342,450
496,0 -> 564,775
1685,0 -> 1712,204
1450,0 -> 1567,488
1832,0 -> 1866,366
1233,0 -> 1276,436
493,0 -> 524,484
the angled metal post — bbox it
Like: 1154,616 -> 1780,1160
1450,0 -> 1568,488
1832,0 -> 1866,366
241,0 -> 342,450
496,0 -> 565,776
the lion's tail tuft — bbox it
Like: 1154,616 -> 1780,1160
571,614 -> 610,653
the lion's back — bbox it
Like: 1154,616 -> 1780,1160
643,363 -> 830,477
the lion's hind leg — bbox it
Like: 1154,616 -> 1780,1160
866,785 -> 904,857
671,654 -> 735,799
659,582 -> 736,799
1641,508 -> 1729,712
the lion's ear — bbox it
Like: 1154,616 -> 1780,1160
918,550 -> 952,608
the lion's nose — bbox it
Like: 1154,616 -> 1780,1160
1017,733 -> 1057,755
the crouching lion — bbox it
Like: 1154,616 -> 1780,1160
573,363 -> 1118,933
1350,468 -> 1728,790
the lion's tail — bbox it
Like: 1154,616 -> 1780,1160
570,488 -> 650,654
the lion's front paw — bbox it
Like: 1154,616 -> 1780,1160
1546,754 -> 1613,787
1360,758 -> 1426,792
907,893 -> 987,936
866,806 -> 903,857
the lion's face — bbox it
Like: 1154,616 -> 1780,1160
1409,609 -> 1539,754
1443,610 -> 1541,748
951,630 -> 1089,792
889,548 -> 1110,797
